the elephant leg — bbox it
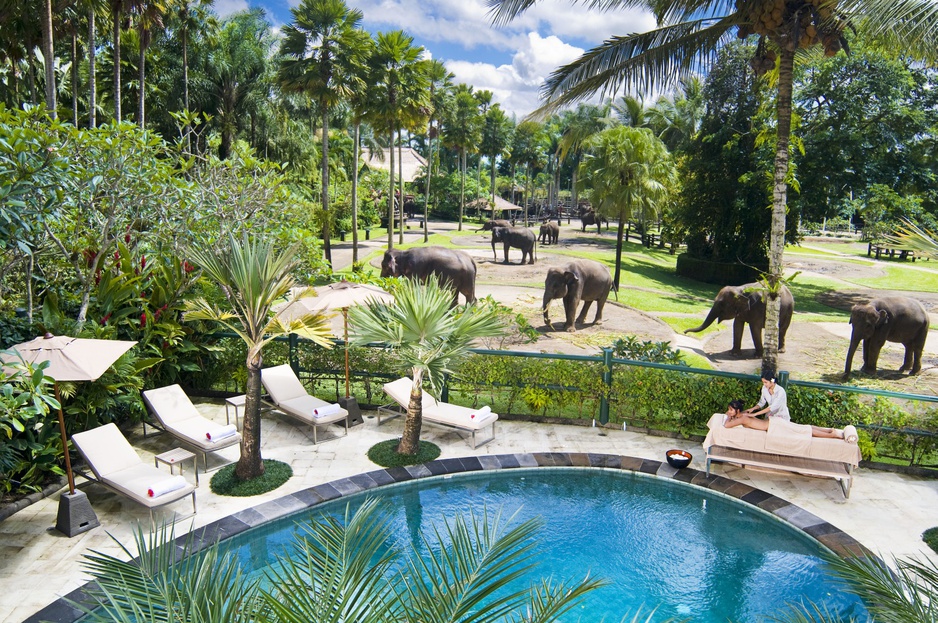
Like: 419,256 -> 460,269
576,301 -> 593,324
912,347 -> 923,375
731,319 -> 745,355
594,294 -> 608,324
865,338 -> 886,374
564,298 -> 578,332
749,323 -> 764,357
527,248 -> 535,265
503,243 -> 510,264
861,339 -> 873,372
900,346 -> 914,372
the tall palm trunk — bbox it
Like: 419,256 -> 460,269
491,155 -> 497,203
321,102 -> 332,266
112,2 -> 122,122
137,38 -> 146,127
182,6 -> 189,113
352,121 -> 360,263
41,0 -> 56,117
458,148 -> 466,230
763,46 -> 795,377
398,134 -> 404,245
423,122 -> 432,242
236,351 -> 265,480
398,369 -> 423,455
388,126 -> 395,249
88,11 -> 96,127
71,30 -> 79,125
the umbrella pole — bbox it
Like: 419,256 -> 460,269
55,383 -> 76,495
343,308 -> 350,398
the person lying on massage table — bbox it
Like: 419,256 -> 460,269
724,400 -> 844,439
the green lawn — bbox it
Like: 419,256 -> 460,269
849,265 -> 938,292
659,315 -> 726,335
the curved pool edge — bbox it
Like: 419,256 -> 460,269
24,452 -> 873,623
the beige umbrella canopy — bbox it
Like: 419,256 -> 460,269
276,281 -> 394,397
2,334 -> 137,496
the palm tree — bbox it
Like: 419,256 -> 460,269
185,234 -> 334,480
489,0 -> 938,376
349,276 -> 504,455
422,60 -> 453,241
133,0 -> 165,128
345,41 -> 377,265
579,126 -> 675,290
366,30 -> 429,249
443,86 -> 482,231
77,501 -> 603,623
558,102 -> 614,218
278,0 -> 371,268
481,104 -> 513,204
109,0 -> 130,121
40,0 -> 56,117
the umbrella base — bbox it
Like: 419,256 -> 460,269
56,490 -> 100,537
339,396 -> 364,427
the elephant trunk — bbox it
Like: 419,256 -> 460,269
543,293 -> 553,325
843,331 -> 862,378
685,305 -> 721,334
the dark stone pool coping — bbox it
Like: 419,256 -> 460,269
24,452 -> 873,623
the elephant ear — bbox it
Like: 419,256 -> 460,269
563,271 -> 579,285
876,309 -> 890,327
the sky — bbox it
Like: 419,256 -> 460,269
212,0 -> 656,118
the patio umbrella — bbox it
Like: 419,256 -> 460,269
2,334 -> 136,535
278,281 -> 394,398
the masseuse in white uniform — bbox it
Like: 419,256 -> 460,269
744,373 -> 790,421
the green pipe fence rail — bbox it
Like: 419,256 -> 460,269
198,333 -> 938,470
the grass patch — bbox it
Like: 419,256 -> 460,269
209,459 -> 292,497
849,265 -> 938,293
659,315 -> 725,335
368,438 -> 441,467
619,288 -> 711,313
680,352 -> 714,370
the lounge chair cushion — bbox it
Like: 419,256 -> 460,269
72,423 -> 197,508
261,365 -> 348,426
703,413 -> 861,466
142,384 -> 242,451
382,378 -> 498,431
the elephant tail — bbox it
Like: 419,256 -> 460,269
612,280 -> 619,302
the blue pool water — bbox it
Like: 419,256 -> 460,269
231,468 -> 867,622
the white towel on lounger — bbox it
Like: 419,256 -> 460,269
206,424 -> 238,441
470,406 -> 491,420
312,403 -> 342,419
147,476 -> 187,498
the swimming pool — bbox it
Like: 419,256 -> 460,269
229,468 -> 868,622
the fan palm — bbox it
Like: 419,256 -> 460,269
185,234 -> 334,480
348,276 -> 504,455
579,126 -> 675,290
489,0 -> 938,376
75,499 -> 604,623
278,0 -> 370,268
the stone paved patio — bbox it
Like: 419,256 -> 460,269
3,400 -> 938,622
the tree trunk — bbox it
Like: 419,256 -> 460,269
235,351 -> 265,480
138,39 -> 146,128
71,29 -> 79,126
491,154 -> 496,203
352,122 -> 360,263
388,126 -> 395,249
89,11 -> 96,128
423,122 -> 432,243
182,8 -> 189,113
41,0 -> 56,117
397,372 -> 423,455
321,103 -> 332,267
762,46 -> 795,377
613,213 -> 625,291
113,4 -> 122,122
459,148 -> 466,231
398,134 -> 404,245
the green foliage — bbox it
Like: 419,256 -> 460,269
611,336 -> 686,365
209,459 -> 293,496
366,439 -> 441,467
0,357 -> 62,496
923,527 -> 938,555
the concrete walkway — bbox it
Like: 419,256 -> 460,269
2,401 -> 938,622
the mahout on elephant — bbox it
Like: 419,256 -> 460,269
479,219 -> 512,232
491,226 -> 536,265
843,296 -> 929,379
578,206 -> 606,233
380,246 -> 477,306
684,282 -> 794,356
542,259 -> 615,332
538,222 -> 560,245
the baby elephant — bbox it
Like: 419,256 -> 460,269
543,259 -> 614,332
539,222 -> 559,245
491,226 -> 536,264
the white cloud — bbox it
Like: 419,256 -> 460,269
446,32 -> 584,118
214,0 -> 250,18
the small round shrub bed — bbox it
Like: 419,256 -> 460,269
368,439 -> 441,467
210,459 -> 293,497
924,527 -> 938,554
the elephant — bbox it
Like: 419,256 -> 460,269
579,208 -> 606,233
843,296 -> 929,379
479,219 -> 512,232
684,283 -> 794,357
491,226 -> 536,265
380,246 -> 477,306
542,260 -> 614,332
539,222 -> 560,245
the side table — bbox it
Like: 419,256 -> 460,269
225,395 -> 246,430
154,448 -> 198,485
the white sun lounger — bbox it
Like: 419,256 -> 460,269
141,384 -> 242,474
260,364 -> 349,444
378,377 -> 498,448
71,423 -> 197,525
